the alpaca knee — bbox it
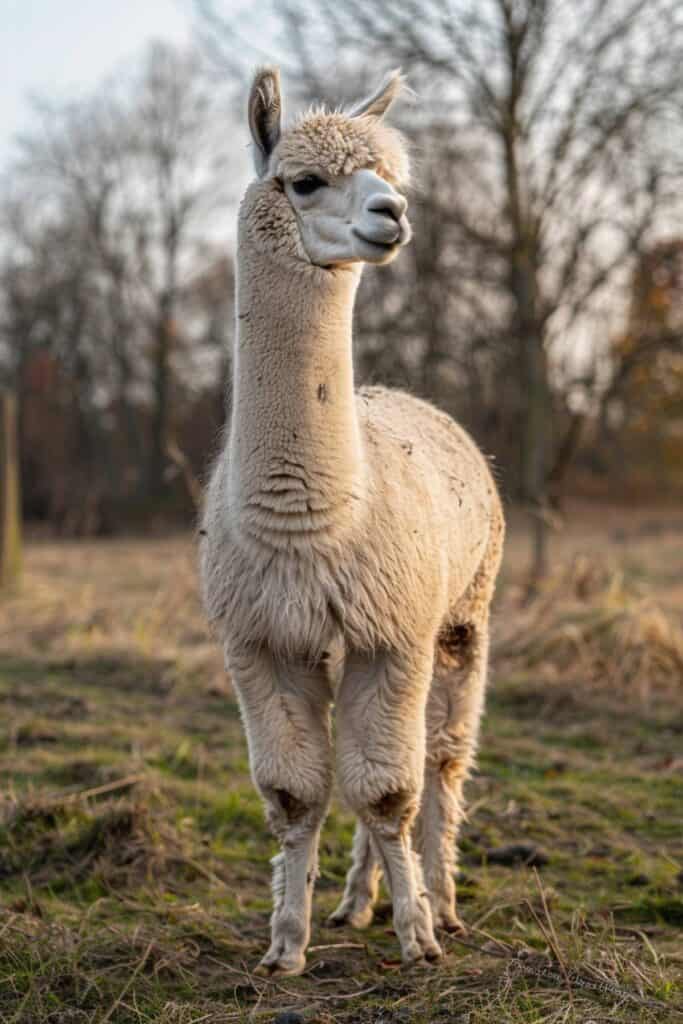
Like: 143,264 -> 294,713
261,783 -> 328,842
338,742 -> 423,838
356,786 -> 419,838
370,788 -> 415,823
264,787 -> 306,836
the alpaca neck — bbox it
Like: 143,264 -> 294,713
229,241 -> 365,547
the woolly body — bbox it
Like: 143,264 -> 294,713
203,381 -> 498,661
200,68 -> 504,976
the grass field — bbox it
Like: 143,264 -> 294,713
1,502 -> 682,1023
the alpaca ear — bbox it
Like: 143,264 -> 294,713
248,66 -> 282,177
349,69 -> 405,119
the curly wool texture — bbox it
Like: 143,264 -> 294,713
275,110 -> 410,188
240,179 -> 311,262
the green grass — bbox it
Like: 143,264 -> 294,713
2,656 -> 681,1023
0,534 -> 682,1022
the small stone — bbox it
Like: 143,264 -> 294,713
484,842 -> 549,867
627,873 -> 650,887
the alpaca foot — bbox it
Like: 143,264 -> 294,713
254,933 -> 307,977
327,895 -> 375,930
401,930 -> 443,964
431,901 -> 466,934
397,893 -> 443,964
254,945 -> 306,978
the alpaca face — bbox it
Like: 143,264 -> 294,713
247,68 -> 412,268
281,166 -> 411,267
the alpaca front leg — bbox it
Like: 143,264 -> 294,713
416,620 -> 488,931
336,648 -> 441,964
259,795 -> 326,975
328,820 -> 382,928
227,647 -> 333,976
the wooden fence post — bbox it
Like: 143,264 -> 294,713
0,389 -> 21,588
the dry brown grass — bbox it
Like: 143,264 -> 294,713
0,502 -> 682,1022
496,553 -> 683,704
0,534 -> 224,690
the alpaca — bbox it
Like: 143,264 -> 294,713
200,67 -> 504,976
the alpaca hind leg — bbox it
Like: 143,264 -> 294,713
325,641 -> 385,930
415,619 -> 488,931
336,648 -> 441,963
227,647 -> 333,976
328,819 -> 382,928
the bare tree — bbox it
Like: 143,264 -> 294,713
0,40 -> 237,530
129,42 -> 234,495
199,0 -> 683,588
597,240 -> 683,492
0,389 -> 21,586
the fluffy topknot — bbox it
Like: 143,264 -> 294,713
275,110 -> 410,188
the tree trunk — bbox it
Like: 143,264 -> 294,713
520,326 -> 551,596
500,63 -> 552,597
509,245 -> 551,599
149,290 -> 173,499
1,389 -> 22,588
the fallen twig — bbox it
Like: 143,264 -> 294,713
99,939 -> 154,1024
308,941 -> 366,952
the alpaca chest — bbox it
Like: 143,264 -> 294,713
202,522 -> 440,661
203,537 -> 350,658
248,552 -> 339,656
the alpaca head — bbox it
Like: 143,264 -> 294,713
244,67 -> 412,269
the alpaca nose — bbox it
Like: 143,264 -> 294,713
366,192 -> 407,223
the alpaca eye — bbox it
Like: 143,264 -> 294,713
292,174 -> 327,196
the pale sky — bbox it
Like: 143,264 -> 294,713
1,0 -> 195,159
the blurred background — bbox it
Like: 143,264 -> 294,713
1,0 -> 682,586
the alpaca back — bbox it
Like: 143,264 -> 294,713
356,386 -> 502,623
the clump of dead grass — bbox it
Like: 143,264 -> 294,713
496,554 -> 683,704
0,536 -> 225,695
0,782 -> 197,889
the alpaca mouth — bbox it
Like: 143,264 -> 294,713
352,227 -> 401,251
